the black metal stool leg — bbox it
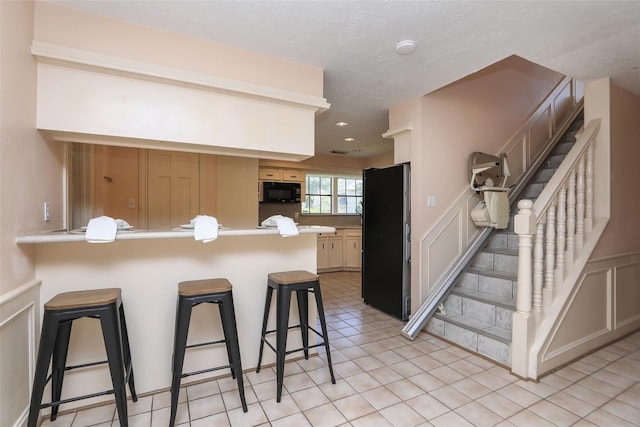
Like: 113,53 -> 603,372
51,320 -> 72,421
275,286 -> 292,402
170,297 -> 192,427
314,285 -> 335,384
296,289 -> 310,359
101,306 -> 129,427
219,292 -> 248,412
28,313 -> 59,427
256,286 -> 273,373
119,304 -> 137,401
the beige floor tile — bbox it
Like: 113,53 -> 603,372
260,394 -> 301,422
41,412 -> 75,427
407,372 -> 446,393
405,394 -> 450,420
343,371 -> 381,393
281,372 -> 316,393
188,394 -> 226,421
379,401 -> 427,427
221,386 -> 257,410
303,402 -> 348,427
367,366 -> 403,385
290,385 -> 330,411
448,358 -> 485,377
350,411 -> 395,427
353,355 -> 385,371
507,409 -> 556,426
360,386 -> 401,410
476,393 -> 523,418
601,399 -> 640,425
430,410 -> 475,427
429,365 -> 466,383
528,399 -> 580,425
496,383 -> 542,407
450,377 -> 493,400
190,412 -> 230,426
548,391 -> 597,417
585,408 -> 637,427
455,401 -> 503,427
385,378 -> 426,401
72,403 -> 115,426
389,360 -> 424,377
270,412 -> 312,427
151,403 -> 188,427
319,378 -> 357,401
227,402 -> 268,427
430,385 -> 473,410
186,379 -> 222,400
333,393 -> 376,420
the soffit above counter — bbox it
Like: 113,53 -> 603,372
32,41 -> 330,161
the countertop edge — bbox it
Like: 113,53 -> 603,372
16,226 -> 336,244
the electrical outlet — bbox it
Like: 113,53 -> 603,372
43,202 -> 51,222
427,195 -> 437,207
128,198 -> 136,209
294,212 -> 299,219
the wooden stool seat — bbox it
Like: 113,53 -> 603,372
256,270 -> 335,402
268,270 -> 319,285
28,288 -> 136,427
178,278 -> 232,296
170,278 -> 247,427
45,288 -> 120,310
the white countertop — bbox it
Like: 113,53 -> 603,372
15,225 -> 336,244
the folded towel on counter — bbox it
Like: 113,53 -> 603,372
194,215 -> 219,243
85,216 -> 117,243
275,216 -> 299,237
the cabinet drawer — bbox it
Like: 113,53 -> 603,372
259,169 -> 283,181
283,170 -> 305,182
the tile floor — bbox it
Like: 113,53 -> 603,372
42,272 -> 639,427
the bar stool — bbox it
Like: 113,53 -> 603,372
28,288 -> 137,427
170,278 -> 247,427
256,270 -> 335,402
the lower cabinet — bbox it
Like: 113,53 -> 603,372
317,229 -> 361,272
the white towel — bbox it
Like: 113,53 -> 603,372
194,215 -> 219,243
274,216 -> 299,237
85,216 -> 117,243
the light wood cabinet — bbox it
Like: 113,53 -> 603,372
343,229 -> 362,269
283,170 -> 304,182
317,229 -> 361,272
259,168 -> 283,181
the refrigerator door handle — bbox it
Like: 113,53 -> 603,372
405,223 -> 411,262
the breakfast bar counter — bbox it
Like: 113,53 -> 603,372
18,226 -> 334,408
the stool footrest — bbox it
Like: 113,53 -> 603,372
65,359 -> 108,371
181,364 -> 232,379
185,338 -> 226,350
41,389 -> 115,409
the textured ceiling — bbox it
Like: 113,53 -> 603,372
46,1 -> 640,159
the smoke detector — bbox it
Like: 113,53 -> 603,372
395,40 -> 417,55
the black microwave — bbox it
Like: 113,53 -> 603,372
262,181 -> 301,203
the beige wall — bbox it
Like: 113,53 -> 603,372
33,2 -> 323,98
591,83 -> 640,257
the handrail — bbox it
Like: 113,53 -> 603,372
402,93 -> 584,340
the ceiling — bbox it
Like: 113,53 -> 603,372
46,1 -> 640,159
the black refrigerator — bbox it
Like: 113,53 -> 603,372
362,163 -> 411,321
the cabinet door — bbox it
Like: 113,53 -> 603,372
259,168 -> 283,181
317,236 -> 328,270
344,236 -> 362,269
328,236 -> 344,268
283,170 -> 304,182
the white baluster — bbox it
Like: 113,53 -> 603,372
544,202 -> 556,305
566,171 -> 576,265
515,200 -> 535,316
586,143 -> 594,232
576,155 -> 585,248
556,186 -> 567,284
533,222 -> 544,313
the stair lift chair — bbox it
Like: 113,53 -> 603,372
469,152 -> 511,230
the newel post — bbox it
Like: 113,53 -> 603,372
511,199 -> 536,378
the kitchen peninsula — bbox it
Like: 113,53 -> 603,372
17,226 -> 334,408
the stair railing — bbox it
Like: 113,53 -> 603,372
512,118 -> 600,379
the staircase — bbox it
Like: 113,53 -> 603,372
425,111 -> 585,366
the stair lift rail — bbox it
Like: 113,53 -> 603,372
401,100 -> 585,340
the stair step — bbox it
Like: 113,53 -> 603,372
427,314 -> 512,366
485,232 -> 518,251
452,288 -> 516,310
471,248 -> 518,274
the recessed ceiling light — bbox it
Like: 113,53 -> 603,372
395,40 -> 417,55
336,121 -> 348,127
344,137 -> 355,142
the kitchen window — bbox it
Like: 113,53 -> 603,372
303,174 -> 363,215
